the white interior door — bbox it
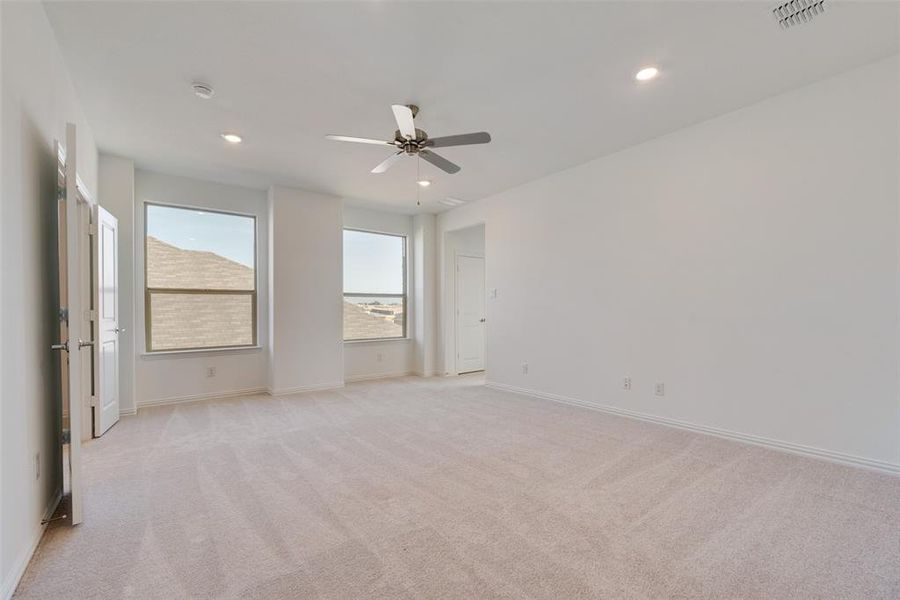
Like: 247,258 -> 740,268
54,124 -> 84,525
94,206 -> 120,436
456,255 -> 485,374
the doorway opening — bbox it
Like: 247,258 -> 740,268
446,224 -> 485,375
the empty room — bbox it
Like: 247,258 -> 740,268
2,1 -> 899,598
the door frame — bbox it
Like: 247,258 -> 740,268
78,187 -> 96,442
454,253 -> 486,375
56,123 -> 93,525
440,223 -> 486,377
55,142 -> 98,445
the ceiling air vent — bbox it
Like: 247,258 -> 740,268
773,0 -> 827,29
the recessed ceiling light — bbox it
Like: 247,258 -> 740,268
417,179 -> 431,187
221,133 -> 242,144
635,66 -> 659,81
192,82 -> 215,99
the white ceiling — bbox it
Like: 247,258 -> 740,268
45,1 -> 899,214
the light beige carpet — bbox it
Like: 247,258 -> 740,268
14,375 -> 900,599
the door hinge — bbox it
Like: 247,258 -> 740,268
88,223 -> 97,235
61,429 -> 71,445
58,308 -> 69,323
90,395 -> 98,408
87,309 -> 97,321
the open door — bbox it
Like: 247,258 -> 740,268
52,123 -> 85,525
93,206 -> 120,436
456,254 -> 486,374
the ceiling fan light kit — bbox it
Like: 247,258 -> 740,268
326,104 -> 492,176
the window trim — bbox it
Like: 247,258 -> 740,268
343,228 -> 408,342
144,202 -> 258,353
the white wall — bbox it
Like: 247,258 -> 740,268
133,170 -> 269,405
268,186 -> 343,394
343,207 -> 415,381
441,224 -> 485,375
438,55 -> 900,470
0,3 -> 98,597
97,155 -> 136,414
413,214 -> 438,376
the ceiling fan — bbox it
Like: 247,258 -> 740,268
326,104 -> 491,174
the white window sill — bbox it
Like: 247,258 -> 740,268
344,338 -> 411,345
140,345 -> 263,359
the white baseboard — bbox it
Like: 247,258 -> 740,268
267,382 -> 345,397
137,387 -> 268,409
486,381 -> 900,476
1,488 -> 62,600
345,371 -> 413,383
119,407 -> 137,416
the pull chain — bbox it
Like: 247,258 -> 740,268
416,154 -> 421,206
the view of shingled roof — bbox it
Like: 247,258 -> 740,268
146,236 -> 254,350
147,236 -> 254,290
147,236 -> 402,348
343,301 -> 403,340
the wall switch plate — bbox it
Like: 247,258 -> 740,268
206,366 -> 217,378
522,362 -> 529,375
655,382 -> 665,397
623,377 -> 632,391
490,288 -> 498,299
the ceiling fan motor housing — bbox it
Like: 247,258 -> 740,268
396,129 -> 429,154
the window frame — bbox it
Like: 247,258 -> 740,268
144,202 -> 258,353
343,228 -> 408,342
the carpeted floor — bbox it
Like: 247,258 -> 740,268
14,375 -> 900,599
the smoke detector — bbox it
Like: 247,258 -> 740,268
773,0 -> 827,29
192,82 -> 215,99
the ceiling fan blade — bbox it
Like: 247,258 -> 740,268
420,149 -> 461,174
326,135 -> 393,145
371,151 -> 405,174
426,132 -> 491,148
391,105 -> 417,140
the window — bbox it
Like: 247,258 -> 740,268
343,229 -> 406,341
145,203 -> 257,352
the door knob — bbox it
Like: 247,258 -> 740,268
78,339 -> 94,349
51,341 -> 69,352
114,327 -> 125,334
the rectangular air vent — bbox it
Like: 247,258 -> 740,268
773,0 -> 827,29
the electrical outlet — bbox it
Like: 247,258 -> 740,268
655,382 -> 665,397
34,453 -> 41,480
623,377 -> 632,391
522,362 -> 529,375
206,366 -> 217,378
490,288 -> 498,299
